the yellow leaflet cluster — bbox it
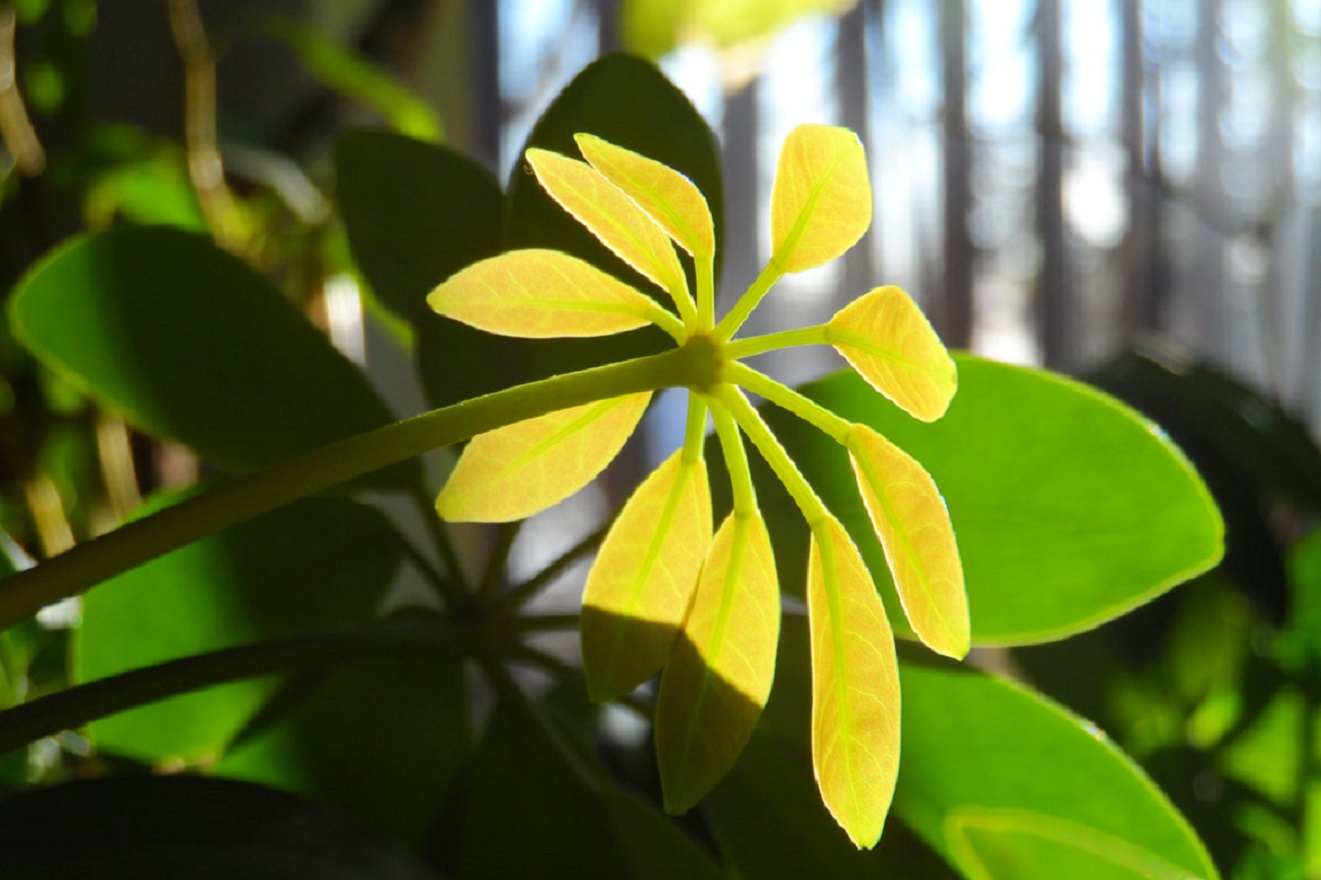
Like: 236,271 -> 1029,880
426,125 -> 966,849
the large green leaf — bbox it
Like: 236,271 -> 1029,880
760,354 -> 1224,645
79,494 -> 405,763
896,657 -> 1219,880
10,227 -> 410,481
0,775 -> 441,880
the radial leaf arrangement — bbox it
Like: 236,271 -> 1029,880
428,124 -> 964,849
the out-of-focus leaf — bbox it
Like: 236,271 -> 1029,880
762,355 -> 1224,645
336,131 -> 502,321
896,659 -> 1219,879
218,652 -> 468,847
427,249 -> 671,338
828,286 -> 957,423
525,148 -> 689,307
435,392 -> 651,522
10,227 -> 411,484
769,125 -> 870,274
808,517 -> 900,849
847,424 -> 967,658
80,495 -> 405,763
576,133 -> 715,259
264,15 -> 442,142
0,775 -> 442,880
655,511 -> 778,814
621,0 -> 857,60
581,449 -> 711,702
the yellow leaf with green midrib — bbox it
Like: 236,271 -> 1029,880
575,133 -> 715,260
848,424 -> 968,659
526,148 -> 690,307
435,392 -> 651,522
827,285 -> 957,422
581,449 -> 713,702
427,249 -> 672,338
655,511 -> 778,814
770,125 -> 871,273
809,516 -> 901,849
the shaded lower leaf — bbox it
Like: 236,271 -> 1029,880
808,517 -> 901,849
436,391 -> 651,522
655,511 -> 779,814
581,448 -> 712,702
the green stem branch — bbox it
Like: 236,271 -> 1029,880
713,260 -> 783,341
726,362 -> 853,442
724,324 -> 827,359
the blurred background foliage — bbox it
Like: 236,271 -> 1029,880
1,1 -> 1320,877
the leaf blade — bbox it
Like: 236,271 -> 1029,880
808,517 -> 901,849
828,285 -> 958,423
581,449 -> 713,702
427,249 -> 674,339
847,425 -> 968,659
770,124 -> 871,273
655,511 -> 779,814
435,392 -> 651,522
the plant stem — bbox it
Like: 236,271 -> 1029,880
0,342 -> 719,631
0,618 -> 475,756
724,324 -> 827,359
726,362 -> 853,443
479,521 -> 522,601
502,526 -> 605,610
695,253 -> 717,333
713,260 -> 783,342
709,402 -> 757,517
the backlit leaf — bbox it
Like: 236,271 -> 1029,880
526,148 -> 690,306
436,392 -> 651,522
427,249 -> 670,338
847,425 -> 968,659
655,511 -> 779,814
769,125 -> 870,274
581,449 -> 713,702
828,285 -> 957,423
808,516 -> 901,849
575,133 -> 715,259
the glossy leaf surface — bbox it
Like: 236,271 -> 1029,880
808,517 -> 901,849
761,355 -> 1223,644
436,392 -> 651,522
526,148 -> 689,303
896,659 -> 1218,879
80,496 -> 405,763
428,249 -> 665,338
828,285 -> 957,423
11,227 -> 406,477
769,125 -> 870,273
655,512 -> 778,814
576,133 -> 715,259
847,425 -> 968,658
581,449 -> 712,702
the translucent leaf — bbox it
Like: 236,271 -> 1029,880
526,148 -> 689,303
808,517 -> 901,849
655,511 -> 779,814
769,124 -> 871,273
847,425 -> 968,659
427,249 -> 666,338
575,133 -> 715,259
828,285 -> 957,423
581,449 -> 713,702
435,392 -> 651,522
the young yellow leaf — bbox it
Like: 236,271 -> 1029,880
847,425 -> 969,659
580,449 -> 713,703
827,285 -> 958,422
427,249 -> 677,338
655,511 -> 779,815
435,392 -> 651,522
574,133 -> 715,260
526,148 -> 691,308
769,124 -> 871,273
808,516 -> 901,850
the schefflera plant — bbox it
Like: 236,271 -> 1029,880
427,124 -> 965,849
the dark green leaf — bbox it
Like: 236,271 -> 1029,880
763,354 -> 1224,645
0,775 -> 441,879
896,657 -> 1219,879
10,227 -> 411,481
79,494 -> 406,763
